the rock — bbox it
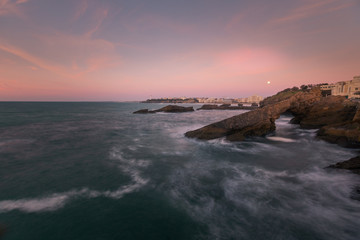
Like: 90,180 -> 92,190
219,104 -> 231,108
186,88 -> 321,141
133,109 -> 156,114
185,87 -> 360,146
353,103 -> 360,121
289,96 -> 357,129
197,104 -> 219,110
328,156 -> 360,174
134,105 -> 194,114
186,99 -> 291,140
317,120 -> 360,147
155,105 -> 194,113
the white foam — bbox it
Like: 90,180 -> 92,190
267,136 -> 297,143
0,148 -> 151,213
0,180 -> 147,213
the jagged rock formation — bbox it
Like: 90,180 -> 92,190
328,156 -> 360,174
197,104 -> 257,111
317,120 -> 360,147
185,89 -> 322,141
134,105 -> 194,114
290,96 -> 357,128
186,87 -> 360,147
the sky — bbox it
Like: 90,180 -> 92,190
0,0 -> 359,101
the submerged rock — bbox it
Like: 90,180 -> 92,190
328,156 -> 360,174
133,105 -> 194,114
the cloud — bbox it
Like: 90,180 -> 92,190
123,13 -> 194,34
226,12 -> 245,31
270,0 -> 356,24
0,41 -> 68,76
0,0 -> 28,16
72,0 -> 88,22
85,7 -> 108,37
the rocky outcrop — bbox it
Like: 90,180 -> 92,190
185,93 -> 307,140
328,156 -> 360,174
133,109 -> 156,114
260,90 -> 301,107
186,87 -> 360,147
197,104 -> 257,111
134,105 -> 194,114
289,96 -> 357,128
185,88 -> 322,141
156,105 -> 194,113
317,120 -> 360,147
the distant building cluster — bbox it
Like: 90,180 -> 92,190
143,95 -> 264,104
320,75 -> 360,99
197,95 -> 263,104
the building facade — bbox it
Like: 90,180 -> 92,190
322,76 -> 360,99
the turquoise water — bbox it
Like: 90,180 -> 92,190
0,102 -> 359,240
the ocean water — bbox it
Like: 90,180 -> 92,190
0,102 -> 359,240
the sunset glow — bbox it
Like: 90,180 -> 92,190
0,0 -> 359,101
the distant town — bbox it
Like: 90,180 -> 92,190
142,95 -> 264,104
141,75 -> 360,105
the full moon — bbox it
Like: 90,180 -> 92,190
267,81 -> 271,84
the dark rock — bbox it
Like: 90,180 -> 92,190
219,104 -> 231,108
289,96 -> 357,129
133,109 -> 156,114
197,104 -> 219,110
317,120 -> 360,148
134,105 -> 194,114
328,156 -> 360,174
155,105 -> 194,113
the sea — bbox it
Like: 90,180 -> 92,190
0,102 -> 359,240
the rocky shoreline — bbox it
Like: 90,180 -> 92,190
184,87 -> 360,174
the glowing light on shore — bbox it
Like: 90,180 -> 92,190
267,81 -> 271,84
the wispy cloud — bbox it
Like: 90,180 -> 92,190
72,0 -> 88,22
0,0 -> 28,16
226,12 -> 245,31
0,41 -> 69,77
85,7 -> 108,38
270,0 -> 356,24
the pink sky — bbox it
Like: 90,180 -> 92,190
0,0 -> 359,101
